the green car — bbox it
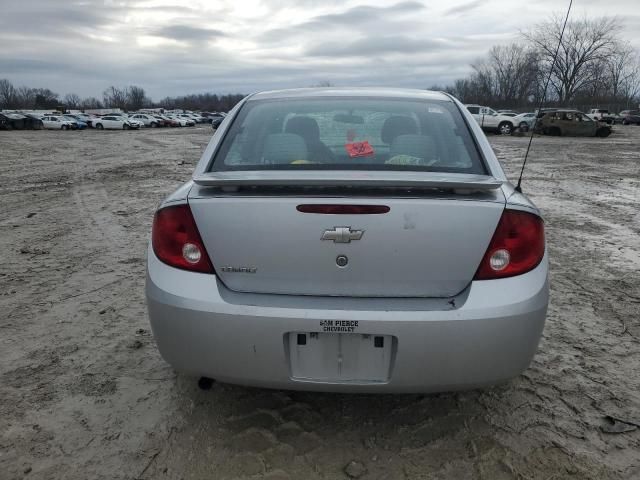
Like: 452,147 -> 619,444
534,109 -> 612,137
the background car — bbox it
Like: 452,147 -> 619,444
167,114 -> 195,127
586,109 -> 619,124
16,113 -> 44,129
513,112 -> 537,131
71,113 -> 99,128
93,115 -> 140,130
63,114 -> 88,129
129,113 -> 160,127
178,113 -> 198,125
209,113 -> 226,130
534,109 -> 611,137
619,110 -> 640,125
0,112 -> 42,129
158,114 -> 180,127
186,113 -> 206,123
115,115 -> 143,128
465,105 -> 515,134
151,115 -> 171,127
41,115 -> 75,130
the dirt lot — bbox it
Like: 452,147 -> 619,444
1,125 -> 639,480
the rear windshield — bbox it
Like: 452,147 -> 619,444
210,98 -> 486,174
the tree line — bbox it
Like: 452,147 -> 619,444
0,80 -> 245,113
437,16 -> 640,111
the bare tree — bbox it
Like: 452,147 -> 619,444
64,93 -> 81,109
523,15 -> 620,103
32,88 -> 59,109
0,78 -> 17,108
488,44 -> 539,104
607,43 -> 639,101
103,86 -> 127,109
15,86 -> 36,109
80,97 -> 103,109
619,58 -> 640,108
126,85 -> 147,111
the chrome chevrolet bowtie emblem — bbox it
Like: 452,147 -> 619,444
321,227 -> 364,243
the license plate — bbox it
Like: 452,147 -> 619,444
288,332 -> 393,383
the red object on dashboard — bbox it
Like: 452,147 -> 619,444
345,141 -> 374,158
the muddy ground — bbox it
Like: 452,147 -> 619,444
1,125 -> 639,480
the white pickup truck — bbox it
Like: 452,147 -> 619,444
465,105 -> 515,135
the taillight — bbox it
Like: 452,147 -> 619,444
474,209 -> 545,280
152,204 -> 214,274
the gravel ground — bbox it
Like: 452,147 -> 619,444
1,125 -> 639,480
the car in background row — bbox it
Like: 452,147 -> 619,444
160,115 -> 182,127
619,110 -> 640,125
534,109 -> 611,137
513,112 -> 537,131
209,112 -> 226,130
21,113 -> 45,129
190,113 -> 207,123
497,110 -> 518,117
63,114 -> 88,129
129,113 -> 162,128
167,114 -> 195,127
465,105 -> 515,134
93,115 -> 141,130
586,109 -> 620,125
151,115 -> 173,127
42,116 -> 76,130
180,113 -> 200,125
0,112 -> 43,130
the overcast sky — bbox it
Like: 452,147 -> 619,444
1,0 -> 639,100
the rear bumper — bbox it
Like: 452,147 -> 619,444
146,249 -> 548,393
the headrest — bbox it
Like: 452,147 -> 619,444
285,116 -> 321,141
389,134 -> 436,162
381,116 -> 418,144
262,133 -> 308,164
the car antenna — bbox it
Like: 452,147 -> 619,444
515,0 -> 573,193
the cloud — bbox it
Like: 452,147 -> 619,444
445,0 -> 484,16
310,1 -> 426,25
0,0 -> 638,99
306,36 -> 457,57
153,25 -> 226,42
260,1 -> 427,42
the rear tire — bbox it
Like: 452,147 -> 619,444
61,125 -> 68,131
151,122 -> 157,128
123,124 -> 130,130
596,128 -> 611,138
96,123 -> 104,130
519,122 -> 529,132
498,122 -> 513,135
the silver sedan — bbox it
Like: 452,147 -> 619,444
146,88 -> 548,393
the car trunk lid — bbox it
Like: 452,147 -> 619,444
188,176 -> 505,298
